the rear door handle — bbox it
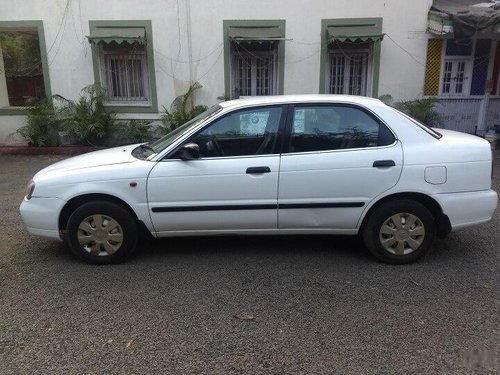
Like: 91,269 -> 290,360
373,160 -> 396,168
246,166 -> 271,174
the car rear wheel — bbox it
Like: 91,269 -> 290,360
65,201 -> 138,264
362,199 -> 436,264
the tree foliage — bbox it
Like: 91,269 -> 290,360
0,31 -> 42,78
394,97 -> 442,127
16,99 -> 59,146
54,85 -> 116,146
160,82 -> 208,134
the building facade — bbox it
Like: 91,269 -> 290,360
0,0 -> 499,144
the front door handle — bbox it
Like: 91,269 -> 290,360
246,166 -> 271,174
373,160 -> 396,168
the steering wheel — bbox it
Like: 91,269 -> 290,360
208,134 -> 224,156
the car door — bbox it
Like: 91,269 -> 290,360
147,105 -> 284,235
278,103 -> 403,230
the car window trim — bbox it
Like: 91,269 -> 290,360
164,104 -> 287,160
281,102 -> 397,154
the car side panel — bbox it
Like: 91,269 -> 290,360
278,142 -> 403,229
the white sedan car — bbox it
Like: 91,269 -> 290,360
20,95 -> 497,264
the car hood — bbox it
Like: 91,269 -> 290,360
35,144 -> 143,177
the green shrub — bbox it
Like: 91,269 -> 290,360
111,120 -> 154,145
394,97 -> 442,127
17,100 -> 59,146
55,84 -> 115,146
160,82 -> 208,134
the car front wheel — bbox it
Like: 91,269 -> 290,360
65,201 -> 138,264
362,199 -> 436,264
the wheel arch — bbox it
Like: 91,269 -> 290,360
58,193 -> 139,233
359,192 -> 451,237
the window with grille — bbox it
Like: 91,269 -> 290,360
442,59 -> 469,95
328,50 -> 369,96
440,39 -> 473,96
231,43 -> 277,97
99,43 -> 150,104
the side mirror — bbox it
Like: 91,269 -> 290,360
177,142 -> 200,160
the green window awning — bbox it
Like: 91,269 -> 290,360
87,27 -> 146,45
327,25 -> 384,42
228,26 -> 284,41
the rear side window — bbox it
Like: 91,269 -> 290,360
289,105 -> 395,153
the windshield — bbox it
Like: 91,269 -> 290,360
133,105 -> 222,160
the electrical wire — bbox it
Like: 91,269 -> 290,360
46,0 -> 70,55
154,42 -> 223,64
384,33 -> 426,67
48,0 -> 71,64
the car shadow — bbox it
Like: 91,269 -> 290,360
134,234 -> 369,263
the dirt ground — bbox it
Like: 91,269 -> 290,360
1,154 -> 499,374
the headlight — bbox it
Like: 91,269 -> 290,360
25,180 -> 35,200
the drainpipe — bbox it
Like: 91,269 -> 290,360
185,0 -> 193,84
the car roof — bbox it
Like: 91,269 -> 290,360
219,94 -> 384,110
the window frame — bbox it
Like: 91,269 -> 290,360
223,20 -> 285,99
439,38 -> 475,97
99,43 -> 150,104
232,49 -> 278,97
327,47 -> 372,96
319,18 -> 383,97
0,20 -> 51,115
281,102 -> 397,155
89,20 -> 158,113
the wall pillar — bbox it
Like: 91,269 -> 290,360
0,41 -> 10,107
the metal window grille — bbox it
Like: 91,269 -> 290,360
101,47 -> 149,103
329,52 -> 368,96
232,51 -> 276,97
442,61 -> 453,94
442,59 -> 469,95
329,55 -> 345,94
455,61 -> 465,93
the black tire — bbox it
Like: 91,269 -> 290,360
362,199 -> 436,264
65,201 -> 138,264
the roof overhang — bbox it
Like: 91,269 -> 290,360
87,27 -> 146,45
228,26 -> 284,42
327,24 -> 384,43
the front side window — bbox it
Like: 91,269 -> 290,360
190,106 -> 282,158
0,27 -> 47,107
289,105 -> 394,153
98,42 -> 150,104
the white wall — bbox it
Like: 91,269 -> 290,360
0,0 -> 433,144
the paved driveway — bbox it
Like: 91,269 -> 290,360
1,154 -> 499,374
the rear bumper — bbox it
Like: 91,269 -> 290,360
432,189 -> 498,230
19,197 -> 66,241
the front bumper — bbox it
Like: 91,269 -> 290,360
432,189 -> 498,230
19,197 -> 67,241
